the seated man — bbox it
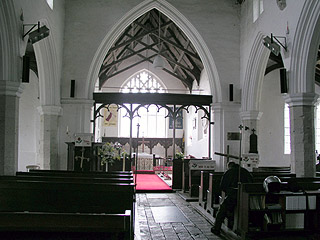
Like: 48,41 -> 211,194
211,161 -> 253,235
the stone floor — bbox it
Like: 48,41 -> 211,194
134,193 -> 229,240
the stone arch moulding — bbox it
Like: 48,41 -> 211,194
290,0 -> 320,94
242,32 -> 270,113
33,19 -> 61,106
0,0 -> 20,81
85,0 -> 221,103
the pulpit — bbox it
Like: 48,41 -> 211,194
66,142 -> 99,171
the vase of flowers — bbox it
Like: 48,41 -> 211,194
97,142 -> 128,171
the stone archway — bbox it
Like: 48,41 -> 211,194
85,0 -> 221,103
285,0 -> 320,177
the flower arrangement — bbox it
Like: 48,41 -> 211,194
97,142 -> 128,166
175,151 -> 184,160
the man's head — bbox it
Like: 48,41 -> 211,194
227,161 -> 238,169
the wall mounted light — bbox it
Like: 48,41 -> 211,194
263,33 -> 287,56
23,21 -> 50,44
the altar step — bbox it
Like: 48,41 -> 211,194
135,170 -> 155,174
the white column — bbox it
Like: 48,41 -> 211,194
285,93 -> 318,177
59,98 -> 94,169
212,102 -> 241,171
37,105 -> 62,170
0,80 -> 24,175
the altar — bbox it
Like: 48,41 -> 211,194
135,152 -> 154,171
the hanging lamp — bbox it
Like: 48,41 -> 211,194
153,11 -> 165,69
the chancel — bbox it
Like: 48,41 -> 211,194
2,1 -> 320,239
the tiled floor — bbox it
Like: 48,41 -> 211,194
134,193 -> 228,240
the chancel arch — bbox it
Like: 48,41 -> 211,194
86,0 -> 220,102
285,0 -> 320,177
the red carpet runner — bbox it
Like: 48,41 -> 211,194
134,173 -> 172,192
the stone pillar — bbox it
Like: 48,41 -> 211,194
240,111 -> 263,154
59,98 -> 94,170
212,102 -> 241,171
0,81 -> 24,175
37,105 -> 62,170
285,93 -> 318,177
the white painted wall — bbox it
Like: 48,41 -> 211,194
62,0 -> 240,101
184,71 -> 211,158
259,69 -> 290,167
18,71 -> 40,171
240,0 -> 305,86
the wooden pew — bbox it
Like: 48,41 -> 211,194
182,158 -> 204,192
0,177 -> 135,239
187,160 -> 215,198
28,169 -> 133,176
206,172 -> 224,215
198,170 -> 215,208
1,175 -> 134,184
204,172 -> 296,214
0,211 -> 131,240
237,180 -> 320,239
253,166 -> 291,173
17,170 -> 133,179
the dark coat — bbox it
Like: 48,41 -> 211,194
220,164 -> 253,203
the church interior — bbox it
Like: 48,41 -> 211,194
1,0 -> 320,239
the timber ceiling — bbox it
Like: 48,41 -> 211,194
98,9 -> 203,92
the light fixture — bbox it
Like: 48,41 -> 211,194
263,33 -> 287,56
153,11 -> 165,69
23,21 -> 50,44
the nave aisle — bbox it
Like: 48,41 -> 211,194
134,193 -> 228,240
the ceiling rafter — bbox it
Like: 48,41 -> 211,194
98,9 -> 204,91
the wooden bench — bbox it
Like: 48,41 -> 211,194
206,172 -> 224,215
17,170 -> 133,179
253,166 -> 291,173
198,170 -> 216,208
1,175 -> 134,184
237,180 -> 320,239
204,172 -> 296,214
0,177 -> 135,239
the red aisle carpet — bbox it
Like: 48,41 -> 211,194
134,173 -> 172,193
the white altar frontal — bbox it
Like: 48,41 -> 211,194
135,152 -> 154,171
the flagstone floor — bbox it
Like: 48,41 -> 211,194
134,193 -> 228,240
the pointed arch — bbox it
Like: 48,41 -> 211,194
33,19 -> 61,106
242,32 -> 270,112
0,0 -> 20,81
86,0 -> 221,102
290,0 -> 320,94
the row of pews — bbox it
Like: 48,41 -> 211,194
195,167 -> 320,239
0,170 -> 135,240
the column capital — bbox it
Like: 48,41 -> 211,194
240,110 -> 263,121
0,80 -> 24,97
37,105 -> 62,116
212,102 -> 241,112
284,93 -> 318,107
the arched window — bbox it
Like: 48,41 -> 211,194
284,103 -> 291,154
121,70 -> 166,93
119,70 -> 167,137
316,102 -> 320,153
46,0 -> 53,9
